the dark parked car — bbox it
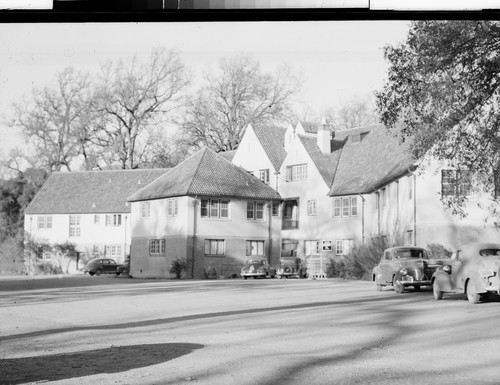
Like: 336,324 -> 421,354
432,243 -> 500,304
241,258 -> 276,279
83,258 -> 126,276
372,246 -> 446,293
276,256 -> 307,279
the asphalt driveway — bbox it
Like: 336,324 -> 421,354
1,276 -> 500,385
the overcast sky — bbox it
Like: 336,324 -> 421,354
0,21 -> 410,155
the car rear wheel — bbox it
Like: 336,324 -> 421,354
432,281 -> 443,300
95,269 -> 102,276
393,276 -> 405,294
466,281 -> 481,304
88,272 -> 95,276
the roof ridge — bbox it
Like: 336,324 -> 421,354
187,148 -> 210,195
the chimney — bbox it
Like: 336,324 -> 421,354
317,116 -> 331,154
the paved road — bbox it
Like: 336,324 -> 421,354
1,276 -> 500,385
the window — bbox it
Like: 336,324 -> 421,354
105,214 -> 122,227
272,201 -> 280,216
247,201 -> 264,220
69,215 -> 81,237
167,199 -> 178,216
305,240 -> 320,256
149,239 -> 165,255
140,202 -> 150,219
36,245 -> 52,261
441,170 -> 472,197
37,215 -> 52,229
246,240 -> 265,256
204,239 -> 225,255
94,214 -> 100,224
333,197 -> 357,217
307,200 -> 317,216
105,244 -> 122,257
286,164 -> 307,182
259,169 -> 270,184
201,199 -> 230,218
336,239 -> 354,255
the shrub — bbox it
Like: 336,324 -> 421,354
34,262 -> 63,275
427,243 -> 452,259
170,258 -> 187,279
0,235 -> 26,275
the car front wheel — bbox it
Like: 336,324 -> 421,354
95,269 -> 102,276
466,281 -> 481,304
393,276 -> 405,294
432,281 -> 443,300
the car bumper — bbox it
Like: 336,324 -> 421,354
400,275 -> 431,286
241,273 -> 266,277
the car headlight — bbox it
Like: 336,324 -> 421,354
400,268 -> 408,276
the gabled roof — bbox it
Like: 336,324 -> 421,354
25,169 -> 169,215
298,135 -> 344,187
298,121 -> 334,135
252,124 -> 288,171
128,148 -> 282,202
329,124 -> 415,196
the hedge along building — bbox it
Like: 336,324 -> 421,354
23,168 -> 168,274
127,148 -> 282,279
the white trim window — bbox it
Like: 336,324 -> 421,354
37,215 -> 53,229
167,199 -> 178,216
259,169 -> 270,184
336,239 -> 354,255
201,199 -> 230,219
204,239 -> 225,255
105,244 -> 123,257
247,201 -> 265,220
140,202 -> 150,219
69,215 -> 81,237
307,200 -> 317,216
105,214 -> 122,227
246,240 -> 265,256
94,214 -> 100,224
333,197 -> 358,217
286,164 -> 308,182
149,239 -> 165,255
305,240 -> 320,256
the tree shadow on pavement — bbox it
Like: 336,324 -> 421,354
0,342 -> 203,385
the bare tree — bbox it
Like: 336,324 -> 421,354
8,67 -> 90,172
94,47 -> 189,169
325,96 -> 378,131
180,55 -> 300,152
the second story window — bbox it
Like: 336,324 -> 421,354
259,169 -> 270,184
441,170 -> 472,197
307,200 -> 317,216
105,214 -> 122,227
37,215 -> 53,229
333,197 -> 358,218
201,199 -> 230,219
167,199 -> 178,216
140,202 -> 150,219
69,215 -> 81,237
286,164 -> 307,182
247,201 -> 265,220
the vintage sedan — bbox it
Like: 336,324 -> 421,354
83,258 -> 124,276
373,246 -> 445,293
432,243 -> 500,304
241,258 -> 276,279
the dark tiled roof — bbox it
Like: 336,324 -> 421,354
299,135 -> 344,187
298,121 -> 334,134
128,148 -> 282,202
218,150 -> 237,162
252,125 -> 288,171
25,169 -> 169,215
329,124 -> 415,196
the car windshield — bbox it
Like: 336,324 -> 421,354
479,249 -> 500,257
394,249 -> 427,259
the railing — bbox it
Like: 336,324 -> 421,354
282,219 -> 299,230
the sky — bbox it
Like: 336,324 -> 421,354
0,20 -> 411,156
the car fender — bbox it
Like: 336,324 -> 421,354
465,274 -> 488,295
432,271 -> 454,292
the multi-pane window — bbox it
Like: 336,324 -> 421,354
149,239 -> 165,255
272,201 -> 280,216
167,199 -> 178,216
286,164 -> 308,182
94,214 -> 100,224
140,202 -> 150,219
105,244 -> 122,257
204,239 -> 225,255
305,240 -> 320,256
259,169 -> 270,184
105,214 -> 122,227
201,199 -> 230,218
37,215 -> 53,229
307,200 -> 317,216
441,170 -> 472,197
247,201 -> 265,220
246,240 -> 265,256
336,239 -> 354,255
69,215 -> 81,237
333,197 -> 357,217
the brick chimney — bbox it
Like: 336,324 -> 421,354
317,116 -> 331,154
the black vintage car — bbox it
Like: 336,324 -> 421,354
372,246 -> 445,293
83,258 -> 127,276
